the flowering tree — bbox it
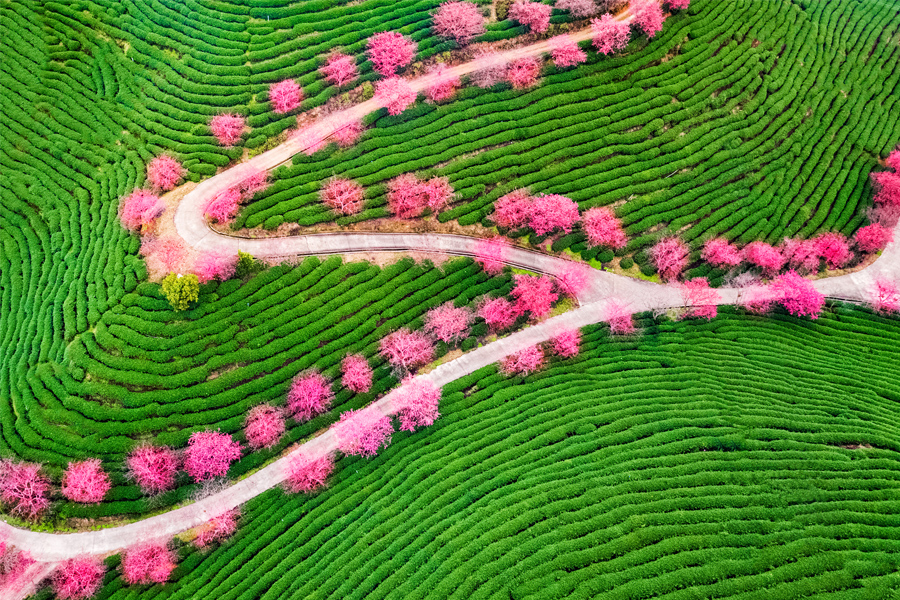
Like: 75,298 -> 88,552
667,0 -> 690,9
332,119 -> 364,147
193,508 -> 240,548
550,329 -> 581,357
127,445 -> 179,495
244,404 -> 285,450
321,178 -> 365,215
284,453 -> 335,493
701,238 -> 742,268
386,174 -> 452,218
781,238 -> 820,274
320,52 -> 359,87
770,271 -> 825,319
606,300 -> 636,334
380,328 -> 435,372
556,262 -> 591,298
550,35 -> 587,68
680,278 -> 719,320
529,194 -> 580,236
287,371 -> 334,422
509,0 -> 552,33
870,278 -> 900,314
424,303 -> 473,343
813,232 -> 852,269
269,79 -> 303,113
210,114 -> 245,146
204,187 -> 242,223
0,460 -> 51,520
868,204 -> 900,228
507,57 -> 542,89
500,345 -> 545,376
743,241 -> 785,275
630,0 -> 666,37
556,0 -> 598,18
52,558 -> 105,600
511,274 -> 559,318
649,237 -> 689,281
433,1 -> 485,45
183,431 -> 242,482
854,222 -> 893,252
470,49 -> 508,88
61,459 -> 111,504
583,207 -> 627,249
0,537 -> 34,588
474,236 -> 509,275
375,77 -> 417,115
591,14 -> 631,54
341,354 -> 373,393
871,169 -> 900,206
425,64 -> 462,103
367,32 -> 417,77
236,168 -> 270,199
492,189 -> 532,229
120,189 -> 163,231
334,408 -> 394,458
395,378 -> 442,431
477,296 -> 518,331
121,542 -> 177,585
146,155 -> 184,192
421,177 -> 454,212
194,251 -> 237,283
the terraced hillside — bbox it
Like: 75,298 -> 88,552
54,305 -> 899,600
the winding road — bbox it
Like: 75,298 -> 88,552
3,4 -> 900,598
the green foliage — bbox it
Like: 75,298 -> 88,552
161,274 -> 200,311
619,256 -> 634,269
235,251 -> 264,278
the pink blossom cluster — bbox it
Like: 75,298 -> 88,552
284,453 -> 335,493
507,57 -> 541,89
183,430 -> 242,482
680,278 -> 719,320
509,0 -> 552,34
432,1 -> 485,45
511,274 -> 559,318
500,345 -> 545,376
474,236 -> 510,275
605,300 -> 636,334
127,445 -> 179,495
204,187 -> 242,223
320,53 -> 359,87
121,542 -> 177,585
244,404 -> 286,449
52,558 -> 106,600
61,459 -> 111,504
743,241 -> 786,275
871,149 -> 900,206
379,328 -> 435,372
701,238 -> 742,268
0,460 -> 51,520
321,178 -> 366,215
470,49 -> 508,88
334,408 -> 394,458
591,14 -> 631,54
667,0 -> 690,8
556,262 -> 591,298
194,251 -> 238,283
341,354 -> 373,393
0,537 -> 34,588
146,155 -> 185,192
386,173 -> 453,218
549,35 -> 587,68
287,371 -> 334,422
583,207 -> 627,249
120,189 -> 163,231
367,32 -> 417,77
210,114 -> 245,147
193,509 -> 240,548
550,329 -> 581,357
870,278 -> 900,314
649,237 -> 689,281
630,0 -> 666,38
492,189 -> 580,236
768,271 -> 825,319
854,222 -> 893,253
375,77 -> 417,116
425,64 -> 462,103
269,79 -> 303,114
394,378 -> 442,432
424,302 -> 474,343
332,119 -> 364,147
556,0 -> 598,18
477,296 -> 518,331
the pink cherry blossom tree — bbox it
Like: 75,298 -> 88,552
854,222 -> 893,253
421,177 -> 454,212
813,232 -> 852,269
649,237 -> 689,281
334,408 -> 394,458
375,77 -> 417,116
320,52 -> 359,87
193,508 -> 240,548
770,271 -> 825,319
52,558 -> 105,600
550,35 -> 588,68
236,167 -> 270,199
667,0 -> 690,9
424,303 -> 474,343
871,170 -> 900,206
194,251 -> 238,283
287,371 -> 334,422
507,56 -> 542,89
477,296 -> 518,331
139,236 -> 187,274
244,404 -> 286,450
630,0 -> 666,37
470,49 -> 508,88
183,431 -> 242,482
269,79 -> 303,114
284,453 -> 335,493
204,187 -> 242,223
529,194 -> 580,235
119,189 -> 163,231
341,354 -> 373,393
511,274 -> 559,318
61,459 -> 111,504
0,537 -> 34,588
781,238 -> 820,274
321,178 -> 366,215
743,241 -> 785,275
394,378 -> 442,432
367,32 -> 417,77
701,238 -> 742,268
556,262 -> 591,298
474,236 -> 509,275
509,0 -> 552,33
386,174 -> 452,218
868,204 -> 900,228
591,13 -> 631,54
433,1 -> 485,45
425,63 -> 462,103
332,119 -> 365,147
127,445 -> 179,495
606,300 -> 636,334
556,0 -> 598,18
380,328 -> 435,372
500,345 -> 545,376
870,278 -> 900,314
210,114 -> 245,146
583,206 -> 627,249
492,189 -> 532,229
121,542 -> 177,585
0,460 -> 51,520
550,329 -> 581,357
146,155 -> 185,192
680,278 -> 719,320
